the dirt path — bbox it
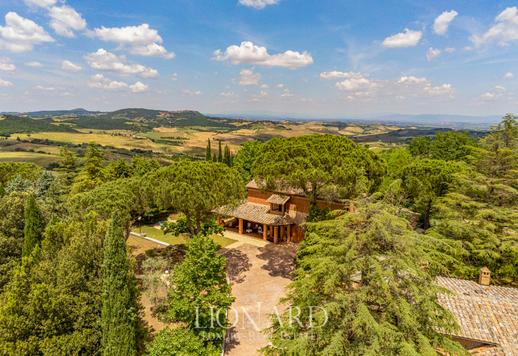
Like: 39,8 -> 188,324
222,243 -> 297,355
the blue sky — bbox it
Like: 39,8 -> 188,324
0,0 -> 517,117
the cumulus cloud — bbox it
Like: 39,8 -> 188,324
88,74 -> 128,90
88,73 -> 148,93
433,10 -> 458,35
251,90 -> 269,101
90,24 -> 174,59
471,7 -> 518,47
48,5 -> 87,38
25,61 -> 43,67
182,89 -> 202,96
336,73 -> 377,91
504,72 -> 513,79
129,81 -> 149,93
85,49 -> 158,78
382,28 -> 422,48
61,60 -> 82,72
0,58 -> 15,72
480,85 -> 507,101
24,0 -> 56,8
426,47 -> 441,61
281,88 -> 294,97
220,91 -> 237,98
0,78 -> 13,87
0,12 -> 54,52
321,70 -> 453,101
320,71 -> 351,79
238,68 -> 261,86
238,0 -> 279,9
214,41 -> 313,69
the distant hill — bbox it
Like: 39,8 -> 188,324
21,108 -> 102,117
83,108 -> 234,131
0,115 -> 77,136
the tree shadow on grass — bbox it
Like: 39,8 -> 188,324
222,248 -> 251,284
257,243 -> 297,279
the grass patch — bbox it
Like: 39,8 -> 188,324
137,225 -> 236,248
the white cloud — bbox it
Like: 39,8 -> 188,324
281,88 -> 294,97
49,5 -> 87,38
322,70 -> 454,101
504,72 -> 513,79
0,12 -> 54,52
382,28 -> 422,48
0,78 -> 13,87
444,47 -> 456,53
34,85 -> 56,91
239,68 -> 261,86
220,91 -> 237,98
171,73 -> 178,81
0,58 -> 15,72
251,90 -> 269,101
238,0 -> 279,9
90,24 -> 174,59
276,83 -> 284,88
398,76 -> 428,85
214,41 -> 313,69
130,43 -> 174,59
61,60 -> 82,72
129,81 -> 149,93
25,61 -> 43,67
85,49 -> 158,78
88,74 -> 128,90
320,71 -> 351,79
426,47 -> 441,61
182,89 -> 202,96
424,83 -> 453,96
433,10 -> 458,35
471,7 -> 518,47
88,74 -> 148,93
24,0 -> 56,8
480,85 -> 506,101
336,73 -> 377,91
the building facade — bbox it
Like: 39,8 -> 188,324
215,180 -> 351,243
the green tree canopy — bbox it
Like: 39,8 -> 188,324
167,235 -> 233,342
265,203 -> 464,355
252,135 -> 385,206
146,160 -> 245,235
22,195 -> 45,257
401,158 -> 461,228
409,131 -> 474,162
233,140 -> 263,182
101,214 -> 138,356
147,327 -> 217,356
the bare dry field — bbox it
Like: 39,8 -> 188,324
5,121 -> 400,157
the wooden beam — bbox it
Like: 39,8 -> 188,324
238,218 -> 244,234
287,224 -> 291,242
263,224 -> 268,241
274,226 -> 279,244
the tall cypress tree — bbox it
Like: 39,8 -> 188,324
217,140 -> 223,163
101,214 -> 138,356
205,139 -> 212,161
224,145 -> 232,166
22,195 -> 44,257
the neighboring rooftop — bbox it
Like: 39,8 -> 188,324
215,201 -> 293,226
437,276 -> 518,355
266,194 -> 291,205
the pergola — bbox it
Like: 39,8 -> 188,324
215,201 -> 294,243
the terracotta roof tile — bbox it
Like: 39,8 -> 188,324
437,277 -> 518,355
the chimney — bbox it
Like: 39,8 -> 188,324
479,267 -> 491,286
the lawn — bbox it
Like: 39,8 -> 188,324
136,225 -> 236,248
